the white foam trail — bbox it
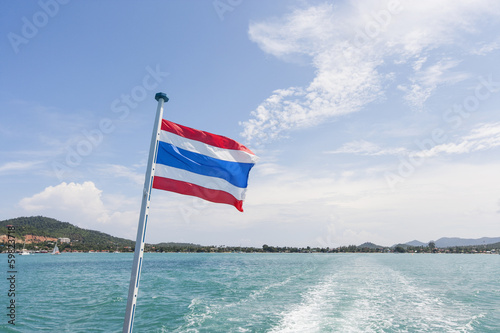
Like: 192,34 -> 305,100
338,256 -> 473,332
268,270 -> 340,332
269,255 -> 475,332
173,297 -> 217,333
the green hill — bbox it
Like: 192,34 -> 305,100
0,216 -> 135,251
358,242 -> 384,249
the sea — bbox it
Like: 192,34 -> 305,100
2,252 -> 499,332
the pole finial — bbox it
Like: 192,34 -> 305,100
155,92 -> 169,102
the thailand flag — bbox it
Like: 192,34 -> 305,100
152,120 -> 258,212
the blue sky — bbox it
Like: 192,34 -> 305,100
1,0 -> 500,247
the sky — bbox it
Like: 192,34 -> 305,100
1,0 -> 500,248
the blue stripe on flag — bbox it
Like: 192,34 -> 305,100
156,141 -> 254,188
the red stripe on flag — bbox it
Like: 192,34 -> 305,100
161,120 -> 255,155
153,176 -> 244,212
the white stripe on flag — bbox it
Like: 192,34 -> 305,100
155,164 -> 247,201
159,130 -> 258,164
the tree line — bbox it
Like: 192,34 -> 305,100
1,217 -> 497,254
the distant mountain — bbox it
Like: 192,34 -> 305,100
435,237 -> 500,248
358,242 -> 384,249
405,240 -> 427,247
402,237 -> 500,248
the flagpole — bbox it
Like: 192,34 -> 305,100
123,92 -> 168,333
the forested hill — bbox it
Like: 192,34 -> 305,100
0,216 -> 135,248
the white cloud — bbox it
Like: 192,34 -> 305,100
19,181 -> 105,215
241,0 -> 500,143
241,159 -> 500,246
20,158 -> 498,247
18,181 -> 138,238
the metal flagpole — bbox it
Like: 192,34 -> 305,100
123,92 -> 168,333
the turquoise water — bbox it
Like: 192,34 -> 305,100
1,253 -> 499,332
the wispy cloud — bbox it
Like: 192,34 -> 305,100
330,122 -> 500,159
414,122 -> 500,157
0,160 -> 43,174
398,59 -> 469,111
95,164 -> 144,185
471,40 -> 500,56
241,0 -> 500,143
326,140 -> 406,156
242,3 -> 383,143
